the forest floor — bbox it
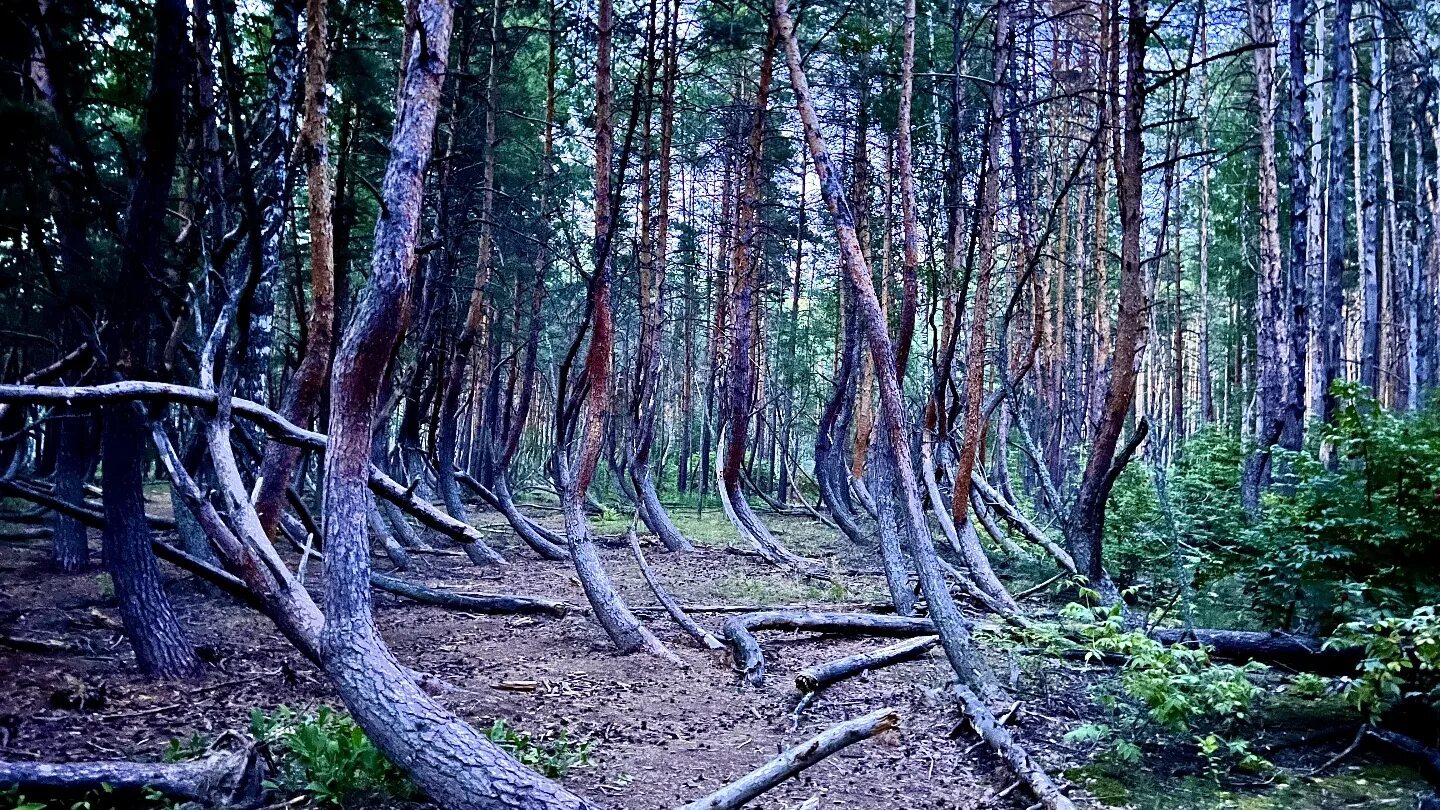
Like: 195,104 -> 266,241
0,488 -> 1431,809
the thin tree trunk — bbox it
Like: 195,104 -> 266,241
253,0 -> 337,538
101,0 -> 199,680
1066,0 -> 1150,601
1321,0 -> 1355,423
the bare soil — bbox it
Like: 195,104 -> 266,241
0,496 -> 1428,809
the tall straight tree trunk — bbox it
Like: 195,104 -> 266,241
242,0 -> 303,405
1305,0 -> 1327,422
1241,0 -> 1292,511
1197,7 -> 1214,425
894,0 -> 920,379
435,0 -> 505,534
719,19 -> 811,570
101,0 -> 199,679
1284,0 -> 1310,442
253,0 -> 337,539
1066,0 -> 1149,600
629,0 -> 691,553
1359,12 -> 1382,396
1322,0 -> 1355,423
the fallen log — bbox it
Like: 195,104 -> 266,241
0,748 -> 257,804
795,635 -> 939,693
626,528 -> 724,651
1363,727 -> 1440,786
722,611 -> 936,686
1149,628 -> 1360,672
951,685 -> 1075,810
369,573 -> 570,618
675,707 -> 900,810
0,526 -> 51,541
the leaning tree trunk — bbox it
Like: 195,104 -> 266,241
553,0 -> 674,660
947,0 -> 1018,612
253,0 -> 337,539
718,19 -> 812,572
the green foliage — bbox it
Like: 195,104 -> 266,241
162,732 -> 209,762
1245,385 -> 1440,627
1115,389 -> 1440,632
0,784 -> 138,810
250,706 -> 418,807
1059,600 -> 1267,774
1330,605 -> 1440,718
483,720 -> 591,779
1102,464 -> 1167,583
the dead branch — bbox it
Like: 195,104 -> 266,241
951,685 -> 1074,810
723,611 -> 936,686
0,748 -> 258,804
370,573 -> 571,618
675,707 -> 900,810
795,635 -> 939,693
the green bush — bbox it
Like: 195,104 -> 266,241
1058,597 -> 1267,773
484,719 -> 592,779
1245,384 -> 1440,628
251,706 -> 419,807
1330,605 -> 1440,718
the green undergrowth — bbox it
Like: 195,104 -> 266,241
248,707 -> 593,807
1068,760 -> 1430,809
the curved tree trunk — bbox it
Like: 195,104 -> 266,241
253,0 -> 338,539
99,0 -> 198,680
316,1 -> 607,805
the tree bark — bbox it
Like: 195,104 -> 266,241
1065,0 -> 1149,601
1321,0 -> 1355,423
253,0 -> 337,538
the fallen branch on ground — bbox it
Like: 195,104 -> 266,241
795,635 -> 939,693
370,573 -> 570,618
722,611 -> 937,686
951,685 -> 1075,810
675,708 -> 900,810
0,748 -> 259,805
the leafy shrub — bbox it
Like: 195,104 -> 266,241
1058,598 -> 1267,774
1243,384 -> 1440,628
251,706 -> 419,807
1330,605 -> 1440,718
485,719 -> 591,778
